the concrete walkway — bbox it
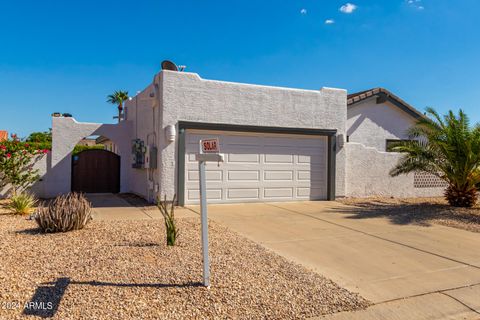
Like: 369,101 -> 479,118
188,201 -> 480,319
87,194 -> 195,220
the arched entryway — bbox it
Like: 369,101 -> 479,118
71,149 -> 120,193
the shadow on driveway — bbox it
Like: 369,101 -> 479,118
331,199 -> 480,228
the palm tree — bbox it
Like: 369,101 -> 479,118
390,108 -> 480,207
107,90 -> 129,123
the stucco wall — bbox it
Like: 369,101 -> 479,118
158,70 -> 347,200
45,117 -> 132,198
124,84 -> 160,201
347,98 -> 416,151
345,142 -> 445,197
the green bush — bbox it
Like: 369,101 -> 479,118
73,144 -> 104,155
157,194 -> 179,246
35,193 -> 92,233
8,192 -> 37,215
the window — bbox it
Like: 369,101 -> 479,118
386,139 -> 411,152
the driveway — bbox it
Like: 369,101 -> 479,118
189,201 -> 480,319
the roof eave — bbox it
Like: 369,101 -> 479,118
348,88 -> 425,119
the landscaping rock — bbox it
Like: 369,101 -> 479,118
0,207 -> 369,319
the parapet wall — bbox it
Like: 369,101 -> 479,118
345,142 -> 445,198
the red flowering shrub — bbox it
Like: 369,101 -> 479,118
0,134 -> 47,196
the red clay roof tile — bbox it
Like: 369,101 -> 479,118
0,131 -> 7,141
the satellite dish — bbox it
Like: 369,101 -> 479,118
161,60 -> 178,71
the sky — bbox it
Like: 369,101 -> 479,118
0,0 -> 479,137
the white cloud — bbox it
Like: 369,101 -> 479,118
339,3 -> 357,14
325,19 -> 335,24
300,8 -> 307,15
406,0 -> 425,10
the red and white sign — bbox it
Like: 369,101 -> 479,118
200,138 -> 220,154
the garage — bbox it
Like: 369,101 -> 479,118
183,129 -> 330,204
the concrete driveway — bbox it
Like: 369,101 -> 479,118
189,201 -> 480,319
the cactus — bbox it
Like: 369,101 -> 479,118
157,194 -> 179,246
35,193 -> 92,233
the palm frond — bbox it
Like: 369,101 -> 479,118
391,108 -> 480,207
106,90 -> 129,105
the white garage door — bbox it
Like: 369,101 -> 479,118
184,130 -> 328,204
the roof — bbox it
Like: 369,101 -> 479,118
347,88 -> 424,119
0,131 -> 7,141
96,136 -> 111,144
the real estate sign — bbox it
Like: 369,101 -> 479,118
200,138 -> 220,154
196,138 -> 224,288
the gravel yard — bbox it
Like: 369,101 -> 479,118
339,197 -> 480,233
0,200 -> 368,319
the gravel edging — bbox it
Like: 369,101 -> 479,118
0,210 -> 369,319
339,197 -> 480,233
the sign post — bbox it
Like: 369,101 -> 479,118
195,138 -> 224,287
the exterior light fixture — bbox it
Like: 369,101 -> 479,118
165,125 -> 176,143
337,134 -> 345,148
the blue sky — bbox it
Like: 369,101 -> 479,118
0,0 -> 479,137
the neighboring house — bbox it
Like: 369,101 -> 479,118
13,68 -> 445,202
96,136 -> 119,154
0,130 -> 7,141
345,88 -> 446,197
347,88 -> 424,152
77,137 -> 98,147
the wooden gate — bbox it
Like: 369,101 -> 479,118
72,149 -> 120,193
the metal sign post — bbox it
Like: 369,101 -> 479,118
196,138 -> 224,287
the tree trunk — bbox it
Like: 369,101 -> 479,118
445,184 -> 478,207
117,104 -> 123,123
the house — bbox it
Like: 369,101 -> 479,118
347,88 -> 424,151
14,67 -> 446,202
96,136 -> 119,154
345,88 -> 446,197
0,131 -> 7,141
77,137 -> 98,147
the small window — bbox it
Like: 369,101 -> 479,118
386,139 -> 411,152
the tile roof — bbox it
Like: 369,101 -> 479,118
347,87 -> 424,119
0,130 -> 7,141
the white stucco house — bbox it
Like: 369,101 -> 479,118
10,69 -> 445,203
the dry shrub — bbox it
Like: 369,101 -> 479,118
35,192 -> 92,233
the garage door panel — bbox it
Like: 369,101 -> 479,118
297,170 -> 326,181
228,153 -> 260,163
228,170 -> 260,181
264,153 -> 294,164
298,154 -> 327,164
185,130 -> 328,204
264,188 -> 294,198
187,189 -> 223,201
227,188 -> 260,200
187,170 -> 223,181
264,170 -> 294,181
297,171 -> 310,181
297,187 -> 325,198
